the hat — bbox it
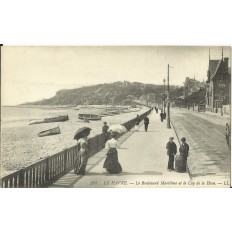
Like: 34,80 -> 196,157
181,137 -> 186,142
104,122 -> 107,124
169,137 -> 174,140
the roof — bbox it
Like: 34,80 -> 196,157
208,59 -> 222,80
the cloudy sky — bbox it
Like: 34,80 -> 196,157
1,46 -> 231,105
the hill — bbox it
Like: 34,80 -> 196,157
22,81 -> 183,106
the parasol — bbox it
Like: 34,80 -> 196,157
74,127 -> 92,140
108,124 -> 127,134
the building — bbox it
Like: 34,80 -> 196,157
184,77 -> 206,98
176,77 -> 206,108
205,50 -> 231,113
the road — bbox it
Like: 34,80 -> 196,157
171,108 -> 230,183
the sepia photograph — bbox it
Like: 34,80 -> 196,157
1,1 -> 232,232
1,46 -> 231,188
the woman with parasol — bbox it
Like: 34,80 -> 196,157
103,125 -> 126,174
74,127 -> 91,175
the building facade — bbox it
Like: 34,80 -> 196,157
205,55 -> 231,113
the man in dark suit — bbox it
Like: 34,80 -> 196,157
166,137 -> 177,171
102,122 -> 109,143
144,116 -> 149,132
160,111 -> 164,122
225,122 -> 231,150
179,137 -> 189,172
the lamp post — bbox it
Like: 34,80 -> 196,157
167,64 -> 173,129
163,78 -> 166,114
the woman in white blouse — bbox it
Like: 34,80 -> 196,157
103,131 -> 122,174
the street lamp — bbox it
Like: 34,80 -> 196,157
167,64 -> 173,129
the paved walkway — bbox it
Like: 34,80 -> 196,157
50,111 -> 190,188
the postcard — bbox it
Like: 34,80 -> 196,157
1,46 -> 231,188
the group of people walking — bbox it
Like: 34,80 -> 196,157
134,114 -> 150,132
74,127 -> 123,175
154,106 -> 167,122
73,108 -> 190,176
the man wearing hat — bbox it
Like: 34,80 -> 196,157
102,122 -> 109,143
166,137 -> 177,171
179,137 -> 189,172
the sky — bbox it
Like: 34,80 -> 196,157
1,46 -> 231,105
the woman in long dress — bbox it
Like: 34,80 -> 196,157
74,131 -> 90,175
103,131 -> 122,174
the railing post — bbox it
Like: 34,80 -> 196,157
64,149 -> 68,172
97,135 -> 99,152
19,168 -> 25,188
45,157 -> 50,181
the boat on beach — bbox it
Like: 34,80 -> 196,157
29,115 -> 69,125
38,126 -> 61,137
78,113 -> 101,121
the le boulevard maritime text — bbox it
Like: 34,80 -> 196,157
90,180 -> 230,186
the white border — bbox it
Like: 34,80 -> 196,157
0,1 -> 231,232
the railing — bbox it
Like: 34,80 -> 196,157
1,108 -> 152,188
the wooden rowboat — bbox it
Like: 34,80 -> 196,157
38,126 -> 61,137
78,113 -> 101,121
29,115 -> 69,125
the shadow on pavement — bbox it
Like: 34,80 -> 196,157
191,173 -> 217,178
118,171 -> 163,176
79,170 -> 163,176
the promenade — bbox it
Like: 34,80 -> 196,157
50,110 -> 190,188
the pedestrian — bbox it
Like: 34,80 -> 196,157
160,111 -> 164,122
135,115 -> 140,131
163,111 -> 166,119
166,137 -> 177,171
102,121 -> 109,143
155,107 -> 158,114
225,122 -> 231,150
103,131 -> 122,174
179,137 -> 189,172
144,116 -> 149,132
74,131 -> 90,175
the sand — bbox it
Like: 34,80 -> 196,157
1,106 -> 148,176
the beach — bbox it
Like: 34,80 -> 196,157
1,105 -> 148,176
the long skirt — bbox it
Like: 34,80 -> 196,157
103,148 -> 122,174
74,149 -> 89,175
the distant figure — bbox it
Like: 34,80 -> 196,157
102,122 -> 109,143
74,131 -> 90,175
135,115 -> 140,131
225,122 -> 231,150
166,137 -> 177,171
144,116 -> 149,132
160,111 -> 164,122
163,112 -> 166,119
179,137 -> 189,172
155,107 -> 158,114
103,131 -> 122,174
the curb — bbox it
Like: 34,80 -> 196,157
170,119 -> 193,181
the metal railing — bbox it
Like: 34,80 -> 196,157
1,108 -> 152,188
